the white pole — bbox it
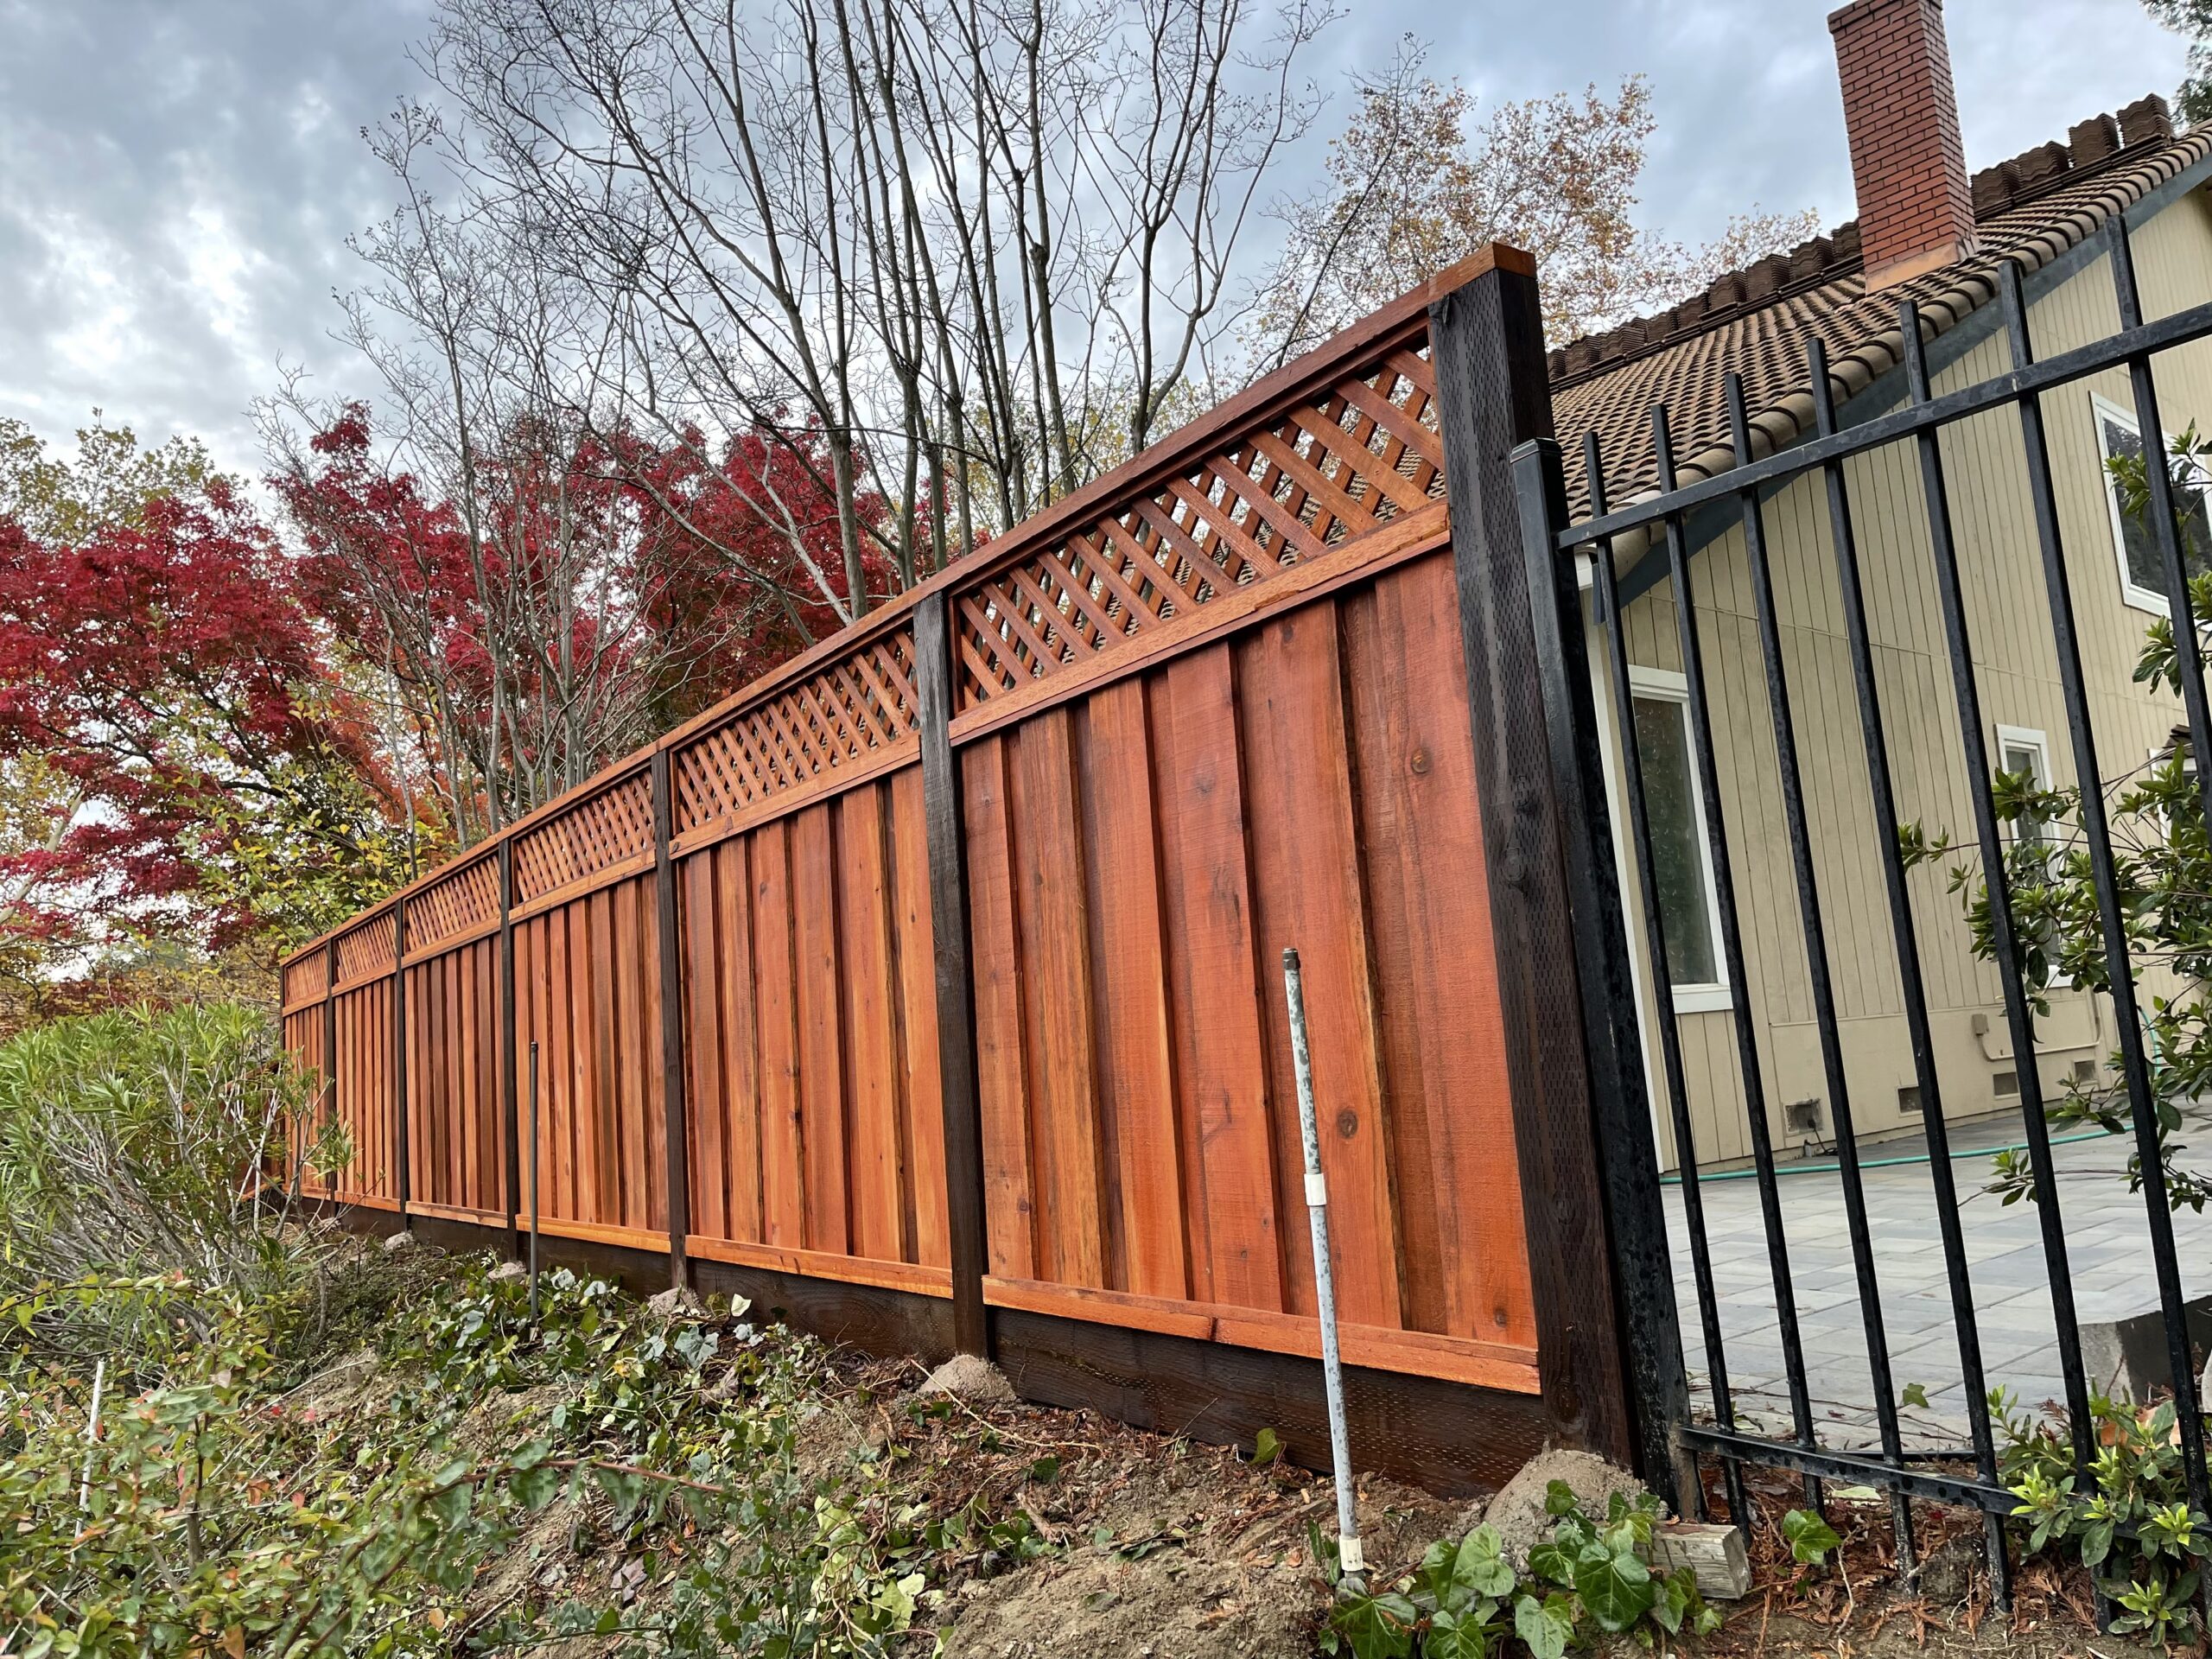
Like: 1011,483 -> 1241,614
1282,947 -> 1364,1589
79,1357 -> 105,1512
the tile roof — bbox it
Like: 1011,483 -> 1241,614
1548,95 -> 2212,520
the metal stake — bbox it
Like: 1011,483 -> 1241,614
1282,947 -> 1363,1588
528,1039 -> 540,1324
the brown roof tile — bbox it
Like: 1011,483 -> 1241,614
1548,98 -> 2212,520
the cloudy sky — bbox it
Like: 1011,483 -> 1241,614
0,0 -> 2187,480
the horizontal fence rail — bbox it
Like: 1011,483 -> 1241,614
1526,212 -> 2212,1605
280,245 -> 1653,1493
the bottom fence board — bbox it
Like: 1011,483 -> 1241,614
318,1202 -> 1549,1497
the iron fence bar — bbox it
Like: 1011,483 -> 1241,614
1565,293 -> 2212,550
1897,299 -> 2024,1605
1580,432 -> 1745,1527
1650,404 -> 1824,1512
1723,369 -> 1917,1571
2102,213 -> 2212,1532
1795,331 -> 1987,1529
1681,1427 -> 2018,1516
1990,257 -> 2114,1478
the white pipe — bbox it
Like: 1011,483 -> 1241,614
79,1357 -> 105,1512
1282,947 -> 1364,1586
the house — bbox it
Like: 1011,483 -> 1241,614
1548,0 -> 2212,1173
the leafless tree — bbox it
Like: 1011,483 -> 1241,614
404,0 -> 1332,615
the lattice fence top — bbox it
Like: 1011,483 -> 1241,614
512,771 -> 654,903
283,953 -> 328,1005
334,910 -> 397,983
410,854 -> 502,950
948,330 -> 1442,711
672,625 -> 920,834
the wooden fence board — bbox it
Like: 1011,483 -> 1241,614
791,805 -> 849,1255
1077,677 -> 1188,1301
1150,643 -> 1282,1313
890,766 -> 950,1270
963,736 -> 1036,1281
1237,601 -> 1402,1331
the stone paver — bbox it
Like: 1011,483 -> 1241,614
1666,1109 -> 2212,1447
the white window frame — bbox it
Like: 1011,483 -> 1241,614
1626,665 -> 1733,1013
2095,391 -> 2209,616
1994,722 -> 2071,988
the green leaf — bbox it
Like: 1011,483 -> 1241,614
1424,1605 -> 1492,1659
1527,1538 -> 1578,1589
1573,1541 -> 1656,1632
1513,1591 -> 1576,1659
1330,1589 -> 1416,1659
1451,1524 -> 1516,1603
1900,1382 -> 1929,1409
592,1464 -> 646,1519
1782,1507 -> 1841,1566
1251,1427 -> 1282,1467
509,1462 -> 562,1511
1027,1454 -> 1059,1484
1543,1478 -> 1580,1518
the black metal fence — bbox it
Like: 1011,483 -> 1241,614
1518,213 -> 2212,1606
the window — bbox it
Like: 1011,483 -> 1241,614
2095,394 -> 2212,614
1995,723 -> 2070,988
1628,668 -> 1730,1010
1995,724 -> 2054,850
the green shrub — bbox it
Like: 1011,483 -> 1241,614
0,1003 -> 335,1369
1320,1481 -> 1719,1657
1997,1386 -> 2210,1646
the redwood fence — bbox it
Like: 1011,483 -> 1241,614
281,245 -> 1675,1497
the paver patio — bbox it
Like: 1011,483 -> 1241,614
1665,1108 -> 2212,1448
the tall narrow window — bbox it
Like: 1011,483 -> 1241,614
1996,722 -> 2069,988
1628,668 -> 1727,1006
2095,393 -> 2212,614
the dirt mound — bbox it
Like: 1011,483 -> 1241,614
938,1440 -> 1455,1659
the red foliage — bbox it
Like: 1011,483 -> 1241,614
0,478 -> 387,945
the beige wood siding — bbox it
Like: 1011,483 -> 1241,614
1596,185 -> 2212,1172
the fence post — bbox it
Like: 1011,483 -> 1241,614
914,588 -> 991,1358
499,839 -> 522,1262
652,749 -> 693,1293
1515,436 -> 1694,1509
392,897 -> 410,1224
1426,246 -> 1675,1497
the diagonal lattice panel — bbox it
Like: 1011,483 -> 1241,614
950,336 -> 1443,709
511,772 -> 655,903
334,910 -> 397,983
410,854 -> 501,949
671,626 -> 921,834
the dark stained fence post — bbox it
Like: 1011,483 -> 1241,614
392,897 -> 410,1224
1426,246 -> 1664,1488
1512,435 -> 1693,1509
915,589 -> 991,1357
652,749 -> 693,1292
499,839 -> 522,1262
322,939 -> 339,1193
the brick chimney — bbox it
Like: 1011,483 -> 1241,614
1829,0 -> 1978,288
